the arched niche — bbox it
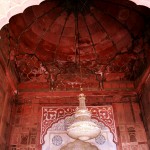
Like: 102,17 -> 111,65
40,106 -> 117,150
42,116 -> 117,150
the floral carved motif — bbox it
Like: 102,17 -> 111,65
40,106 -> 117,144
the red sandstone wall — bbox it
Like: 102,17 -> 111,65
0,26 -> 17,150
0,60 -> 17,149
113,103 -> 148,150
9,103 -> 40,150
8,101 -> 148,150
140,75 -> 150,148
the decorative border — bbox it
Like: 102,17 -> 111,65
40,106 -> 117,144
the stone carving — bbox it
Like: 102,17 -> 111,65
52,135 -> 63,146
127,127 -> 137,142
40,106 -> 117,144
41,107 -> 76,144
60,140 -> 99,150
46,63 -> 61,90
0,0 -> 147,87
15,54 -> 48,82
95,134 -> 106,145
21,134 -> 29,145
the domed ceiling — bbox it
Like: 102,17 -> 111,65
1,0 -> 150,91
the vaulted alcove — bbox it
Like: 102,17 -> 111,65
0,0 -> 150,150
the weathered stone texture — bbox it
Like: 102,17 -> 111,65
140,75 -> 150,148
113,103 -> 149,150
7,99 -> 149,150
0,28 -> 17,150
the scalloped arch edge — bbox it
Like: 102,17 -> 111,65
0,0 -> 150,29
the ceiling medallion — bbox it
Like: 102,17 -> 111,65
67,92 -> 101,141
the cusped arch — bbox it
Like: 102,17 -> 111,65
0,0 -> 45,29
0,0 -> 150,29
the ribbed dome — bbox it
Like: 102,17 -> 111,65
1,0 -> 150,90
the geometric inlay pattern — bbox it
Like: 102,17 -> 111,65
95,134 -> 106,145
52,135 -> 63,146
